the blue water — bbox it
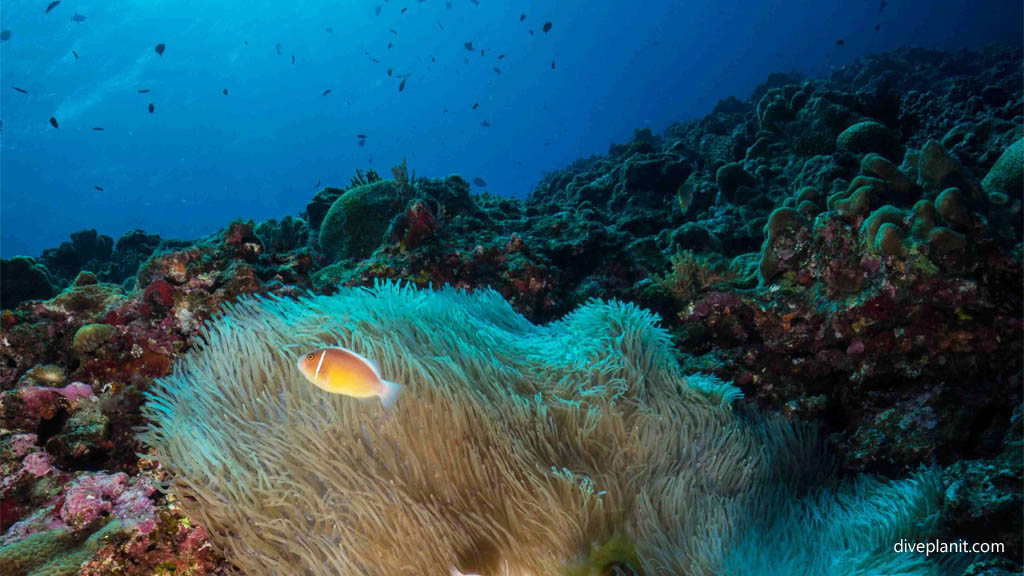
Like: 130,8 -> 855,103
1,0 -> 1020,258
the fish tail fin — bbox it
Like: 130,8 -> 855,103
379,380 -> 403,410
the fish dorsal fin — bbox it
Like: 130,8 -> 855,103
367,358 -> 381,376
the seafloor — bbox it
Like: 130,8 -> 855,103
0,46 -> 1021,574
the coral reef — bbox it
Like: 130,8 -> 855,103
318,179 -> 405,261
1,45 -> 1021,571
0,257 -> 54,310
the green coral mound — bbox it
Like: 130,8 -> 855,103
0,521 -> 119,576
836,120 -> 902,161
981,137 -> 1023,200
142,282 -> 949,575
318,180 -> 404,261
0,256 -> 54,310
72,323 -> 116,355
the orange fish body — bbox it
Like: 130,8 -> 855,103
297,347 -> 402,408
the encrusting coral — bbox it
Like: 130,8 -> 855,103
142,282 -> 951,575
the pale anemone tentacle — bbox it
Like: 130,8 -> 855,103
141,280 -> 954,575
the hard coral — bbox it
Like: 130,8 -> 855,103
400,198 -> 439,250
79,508 -> 219,576
653,249 -> 736,305
318,180 -> 405,261
0,257 -> 55,310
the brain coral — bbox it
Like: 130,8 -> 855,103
142,282 -> 950,575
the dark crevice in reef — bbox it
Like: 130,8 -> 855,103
36,407 -> 69,446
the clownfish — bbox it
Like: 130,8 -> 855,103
297,347 -> 403,409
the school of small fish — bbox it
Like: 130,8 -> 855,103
3,1 -> 884,216
6,2 -> 572,194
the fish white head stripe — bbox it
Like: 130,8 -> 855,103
314,350 -> 327,380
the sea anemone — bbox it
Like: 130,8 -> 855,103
141,282 -> 949,575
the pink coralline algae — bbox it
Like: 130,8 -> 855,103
21,452 -> 54,477
9,382 -> 91,415
78,509 -> 219,576
59,472 -> 156,532
50,381 -> 94,402
9,434 -> 39,459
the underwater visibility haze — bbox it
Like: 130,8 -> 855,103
1,0 -> 1023,575
1,0 -> 1021,254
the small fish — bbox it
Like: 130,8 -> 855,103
275,43 -> 282,55
358,139 -> 366,147
387,67 -> 393,77
356,133 -> 367,139
155,43 -> 165,56
542,22 -> 552,33
464,41 -> 473,51
551,60 -> 556,69
387,42 -> 393,49
472,177 -> 486,187
70,13 -> 85,22
12,86 -> 27,94
879,0 -> 887,13
481,49 -> 485,56
138,88 -> 150,93
325,27 -> 333,33
390,29 -> 398,35
493,67 -> 501,75
291,54 -> 295,64
315,178 -> 321,187
519,13 -> 526,21
72,50 -> 78,59
322,89 -> 331,96
94,185 -> 104,191
49,116 -> 59,128
0,30 -> 10,42
296,347 -> 403,409
92,126 -> 103,131
148,102 -> 155,113
222,88 -> 228,95
437,20 -> 444,31
497,54 -> 505,60
431,56 -> 436,63
835,39 -> 845,46
529,29 -> 534,36
472,102 -> 479,109
401,7 -> 407,13
481,120 -> 490,127
398,78 -> 406,92
372,57 -> 381,63
874,23 -> 881,31
45,1 -> 60,14
375,5 -> 382,15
